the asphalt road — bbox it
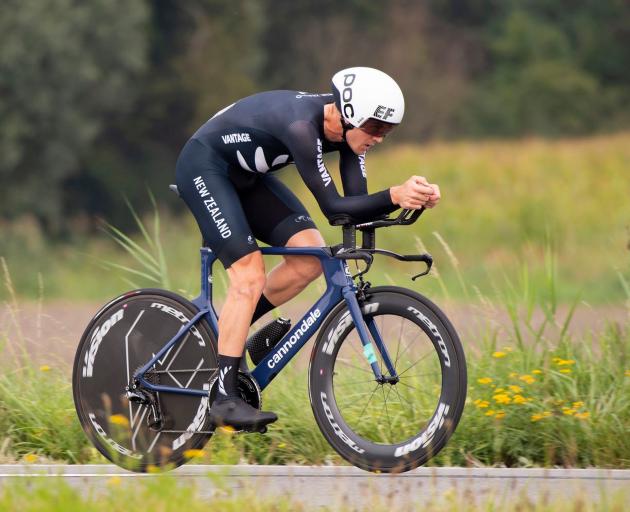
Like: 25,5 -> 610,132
1,465 -> 628,509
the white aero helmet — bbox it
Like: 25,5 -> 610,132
331,66 -> 404,136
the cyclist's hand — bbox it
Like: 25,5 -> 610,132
425,183 -> 441,208
390,176 -> 435,209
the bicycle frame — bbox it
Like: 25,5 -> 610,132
134,246 -> 394,397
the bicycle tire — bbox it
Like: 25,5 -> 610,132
308,286 -> 466,473
72,289 -> 217,472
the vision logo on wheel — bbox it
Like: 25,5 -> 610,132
394,402 -> 450,457
82,309 -> 124,378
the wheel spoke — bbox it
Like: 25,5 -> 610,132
392,384 -> 414,410
398,350 -> 434,377
335,357 -> 373,375
334,378 -> 378,387
396,329 -> 423,364
396,380 -> 420,392
393,316 -> 405,367
380,385 -> 394,443
357,384 -> 381,419
399,371 -> 441,380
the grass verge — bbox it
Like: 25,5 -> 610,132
0,472 -> 628,511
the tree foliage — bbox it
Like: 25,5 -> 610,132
1,0 -> 629,232
0,0 -> 149,230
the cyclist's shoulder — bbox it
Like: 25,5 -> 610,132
230,90 -> 331,110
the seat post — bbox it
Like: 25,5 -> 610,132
342,225 -> 356,249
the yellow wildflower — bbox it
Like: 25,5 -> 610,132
109,414 -> 130,427
23,454 -> 38,463
485,410 -> 496,417
624,370 -> 630,377
39,365 -> 51,372
278,442 -> 287,449
559,368 -> 572,374
512,394 -> 528,404
532,369 -> 543,374
519,374 -> 536,384
562,408 -> 575,416
508,385 -> 523,393
556,359 -> 575,366
495,388 -> 505,393
475,400 -> 490,409
574,412 -> 590,420
572,401 -> 584,408
493,393 -> 511,405
183,449 -> 206,459
552,357 -> 562,363
495,411 -> 506,419
477,377 -> 493,385
492,351 -> 507,358
531,413 -> 544,422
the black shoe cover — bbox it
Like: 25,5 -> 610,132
209,397 -> 277,431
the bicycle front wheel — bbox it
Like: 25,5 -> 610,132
309,286 -> 466,473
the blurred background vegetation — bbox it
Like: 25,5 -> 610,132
0,0 -> 629,301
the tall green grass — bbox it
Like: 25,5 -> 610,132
1,243 -> 628,468
1,132 -> 629,302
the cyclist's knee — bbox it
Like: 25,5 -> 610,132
288,255 -> 322,283
285,229 -> 324,283
227,252 -> 266,300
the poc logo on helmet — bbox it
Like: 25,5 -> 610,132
341,73 -> 356,119
373,105 -> 395,121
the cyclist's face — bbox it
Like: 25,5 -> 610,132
346,127 -> 385,155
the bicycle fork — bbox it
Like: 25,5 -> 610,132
342,287 -> 399,384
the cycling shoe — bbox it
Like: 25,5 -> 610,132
208,397 -> 277,432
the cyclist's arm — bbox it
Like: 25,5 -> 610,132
285,121 -> 398,222
339,145 -> 368,196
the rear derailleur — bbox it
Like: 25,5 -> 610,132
125,375 -> 164,431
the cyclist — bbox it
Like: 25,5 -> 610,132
175,67 -> 441,431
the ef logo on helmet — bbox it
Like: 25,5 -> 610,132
341,73 -> 356,119
373,105 -> 395,121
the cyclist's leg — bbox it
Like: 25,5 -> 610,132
176,139 -> 277,428
263,228 -> 325,306
241,173 -> 324,309
176,140 -> 266,349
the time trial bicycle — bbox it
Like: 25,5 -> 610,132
72,197 -> 467,474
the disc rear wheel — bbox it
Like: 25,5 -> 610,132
72,289 -> 217,472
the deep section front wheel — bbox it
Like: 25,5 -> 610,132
72,289 -> 217,472
309,286 -> 466,473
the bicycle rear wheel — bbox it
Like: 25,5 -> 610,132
309,286 -> 466,473
72,289 -> 217,472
